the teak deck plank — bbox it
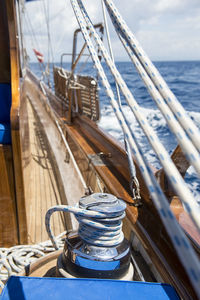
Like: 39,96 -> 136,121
0,145 -> 18,247
25,100 -> 66,244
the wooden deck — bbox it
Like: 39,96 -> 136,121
25,99 -> 66,244
0,145 -> 18,247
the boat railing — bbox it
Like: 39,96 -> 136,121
71,23 -> 104,70
53,66 -> 100,122
69,0 -> 200,296
60,53 -> 89,69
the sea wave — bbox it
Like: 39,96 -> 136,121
99,105 -> 200,200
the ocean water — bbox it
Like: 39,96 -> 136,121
30,61 -> 200,202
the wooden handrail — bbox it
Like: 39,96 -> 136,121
6,0 -> 28,244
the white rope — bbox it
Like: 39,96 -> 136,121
115,32 -> 200,176
70,1 -> 200,296
75,0 -> 200,232
101,0 -> 140,200
39,80 -> 88,192
56,120 -> 88,191
0,232 -> 66,290
45,203 -> 125,250
24,7 -> 41,53
24,8 -> 46,76
42,0 -> 55,71
103,0 -> 200,153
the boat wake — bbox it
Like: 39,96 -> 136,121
99,105 -> 200,203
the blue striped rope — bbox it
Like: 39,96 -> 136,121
112,24 -> 200,177
70,1 -> 200,296
45,204 -> 125,250
75,0 -> 200,232
103,0 -> 200,153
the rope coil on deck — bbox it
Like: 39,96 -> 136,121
0,232 -> 66,290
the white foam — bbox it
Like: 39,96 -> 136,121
99,104 -> 200,201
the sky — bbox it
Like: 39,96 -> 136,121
22,0 -> 200,62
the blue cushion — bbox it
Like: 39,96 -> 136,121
0,83 -> 11,123
0,123 -> 11,144
0,276 -> 180,300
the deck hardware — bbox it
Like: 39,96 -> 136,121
98,152 -> 112,158
88,153 -> 112,166
84,186 -> 93,196
64,150 -> 70,163
131,177 -> 142,207
45,193 -> 133,279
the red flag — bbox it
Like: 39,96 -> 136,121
33,48 -> 44,63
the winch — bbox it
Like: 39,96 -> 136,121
55,193 -> 133,279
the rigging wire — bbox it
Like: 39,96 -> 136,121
39,80 -> 89,193
24,6 -> 46,78
114,28 -> 200,177
42,0 -> 55,64
76,51 -> 90,74
41,0 -> 55,86
70,1 -> 200,296
9,1 -> 200,298
101,0 -> 141,202
24,13 -> 44,75
53,2 -> 75,56
24,0 -> 55,85
24,7 -> 41,53
75,0 -> 200,232
103,0 -> 200,153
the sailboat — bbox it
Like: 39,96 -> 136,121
0,0 -> 199,299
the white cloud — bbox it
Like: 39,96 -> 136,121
23,0 -> 200,62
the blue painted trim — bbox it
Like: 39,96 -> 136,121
75,256 -> 120,270
0,83 -> 11,123
0,276 -> 180,300
0,84 -> 12,144
0,123 -> 11,144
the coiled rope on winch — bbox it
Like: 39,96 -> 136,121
45,203 -> 126,250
